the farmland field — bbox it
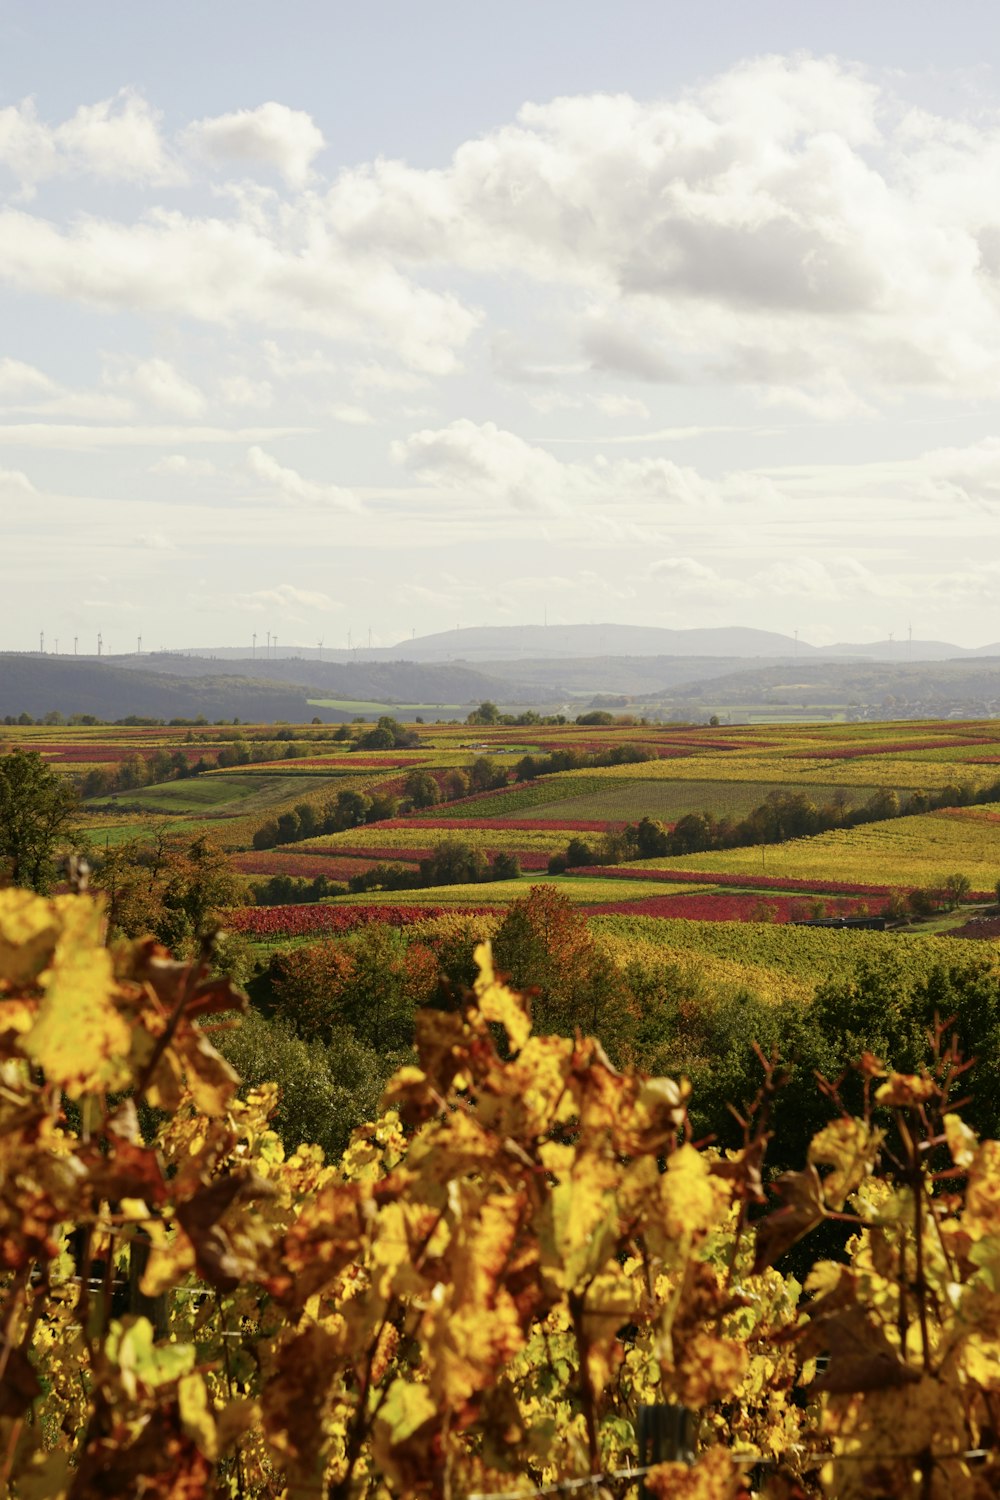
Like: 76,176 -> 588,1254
618,806 -> 1000,893
511,777 -> 886,823
5,714 -> 1000,967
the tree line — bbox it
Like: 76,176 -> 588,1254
545,780 -> 1000,872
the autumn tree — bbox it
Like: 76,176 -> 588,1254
0,748 -> 78,890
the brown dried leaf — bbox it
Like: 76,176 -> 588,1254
752,1164 -> 825,1273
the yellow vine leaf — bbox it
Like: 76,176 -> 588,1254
875,1072 -> 937,1107
674,1330 -> 750,1407
0,887 -> 61,987
473,940 -> 532,1052
375,1376 -> 437,1445
660,1144 -> 732,1241
965,1140 -> 1000,1237
105,1317 -> 195,1400
178,1372 -> 218,1460
945,1112 -> 979,1171
22,895 -> 132,1096
645,1446 -> 746,1499
808,1117 -> 884,1210
821,1374 -> 970,1500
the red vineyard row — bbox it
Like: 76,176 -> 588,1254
378,817 -> 617,833
583,892 -> 885,922
225,903 -> 499,938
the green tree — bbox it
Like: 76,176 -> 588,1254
404,770 -> 441,808
466,700 -> 501,725
158,836 -> 242,949
943,872 -> 972,909
0,749 -> 78,891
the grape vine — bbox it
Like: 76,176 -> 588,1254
2,887 -> 1000,1496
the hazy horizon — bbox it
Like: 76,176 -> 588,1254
5,2 -> 1000,650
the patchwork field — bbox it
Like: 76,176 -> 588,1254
6,715 -> 1000,966
615,805 -> 1000,894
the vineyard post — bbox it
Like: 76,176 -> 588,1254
127,1229 -> 168,1338
637,1404 -> 695,1495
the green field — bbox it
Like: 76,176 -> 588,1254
590,914 -> 995,990
516,777 -> 884,823
307,698 -> 465,715
89,773 -> 333,816
623,806 -> 1000,892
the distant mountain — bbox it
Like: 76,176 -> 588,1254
376,624 -> 810,661
0,657 -> 314,723
658,657 -> 1000,714
174,626 -> 1000,665
108,653 -> 545,704
812,639 -> 987,662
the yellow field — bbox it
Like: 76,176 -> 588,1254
623,806 -> 1000,891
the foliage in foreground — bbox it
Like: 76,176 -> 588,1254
4,892 -> 1000,1496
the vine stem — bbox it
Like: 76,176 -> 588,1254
0,1418 -> 24,1493
568,1287 -> 600,1473
0,1265 -> 29,1387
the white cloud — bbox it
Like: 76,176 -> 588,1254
0,464 -> 36,494
109,358 -> 206,418
330,403 -> 374,425
0,204 -> 478,373
245,445 -> 360,510
0,90 -> 182,191
232,583 -> 342,613
132,532 -> 176,551
351,360 -> 426,392
393,419 -> 573,515
648,557 -> 744,596
591,394 -> 650,419
393,418 -> 731,518
13,62 -> 1000,399
317,57 -> 1000,402
148,454 -> 218,477
185,103 -> 325,188
0,358 -> 57,398
220,375 -> 273,408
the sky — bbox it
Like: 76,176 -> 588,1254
5,1 -> 1000,652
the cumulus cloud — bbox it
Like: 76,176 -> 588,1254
648,557 -> 745,596
112,358 -> 206,418
19,59 -> 1000,392
317,56 -> 1000,401
185,103 -> 325,187
246,445 -> 360,510
0,358 -> 57,398
393,418 -> 737,519
0,464 -> 37,494
393,419 -> 575,514
233,583 -> 342,613
0,204 -> 479,373
149,454 -> 218,477
0,90 -> 182,191
330,403 -> 374,425
219,375 -> 273,409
